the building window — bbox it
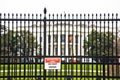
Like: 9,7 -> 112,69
39,47 -> 42,56
68,45 -> 73,56
54,46 -> 58,56
75,35 -> 78,43
61,35 -> 65,42
48,45 -> 51,55
61,46 -> 65,56
40,37 -> 42,42
54,35 -> 58,42
69,35 -> 73,43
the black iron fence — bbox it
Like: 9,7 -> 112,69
0,8 -> 120,80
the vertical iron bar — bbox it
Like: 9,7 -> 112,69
7,13 -> 11,80
72,14 -> 74,79
28,14 -> 30,79
52,14 -> 54,56
56,14 -> 59,79
86,14 -> 89,79
23,13 -> 26,79
71,14 -> 74,79
111,13 -> 114,79
23,14 -> 26,79
83,14 -> 86,80
20,13 -> 23,79
11,13 -> 14,79
63,13 -> 66,79
43,8 -> 47,80
116,13 -> 118,79
96,13 -> 98,76
107,14 -> 110,79
103,13 -> 106,80
3,13 -> 6,80
39,14 -> 42,80
76,14 -> 78,80
52,14 -> 54,79
48,14 -> 50,56
15,13 -> 17,80
99,14 -> 102,78
91,14 -> 94,80
103,55 -> 105,80
67,14 -> 70,80
79,14 -> 82,79
60,14 -> 62,80
15,13 -> 18,79
0,13 -> 1,79
64,13 -> 66,80
14,13 -> 17,80
110,14 -> 114,79
87,14 -> 90,80
14,13 -> 16,80
32,14 -> 34,79
48,14 -> 51,80
111,14 -> 114,78
35,14 -> 38,79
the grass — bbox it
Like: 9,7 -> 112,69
0,64 -> 118,80
0,64 -> 106,70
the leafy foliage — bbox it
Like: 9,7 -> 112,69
0,25 -> 38,63
84,29 -> 116,62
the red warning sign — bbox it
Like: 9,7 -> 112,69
45,58 -> 61,63
44,58 -> 61,69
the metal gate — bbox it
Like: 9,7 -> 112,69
0,8 -> 120,80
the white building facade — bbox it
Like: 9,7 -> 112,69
15,22 -> 117,62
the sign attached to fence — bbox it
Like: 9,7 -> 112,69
44,58 -> 61,69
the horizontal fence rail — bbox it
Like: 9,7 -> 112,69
0,8 -> 120,80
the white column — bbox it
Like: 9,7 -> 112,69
73,32 -> 76,56
50,33 -> 53,56
46,34 -> 48,56
81,34 -> 85,62
78,35 -> 80,56
42,33 -> 44,56
65,32 -> 68,56
58,31 -> 61,56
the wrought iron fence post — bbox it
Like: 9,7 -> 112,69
66,75 -> 71,80
7,76 -> 12,80
103,55 -> 105,80
43,7 -> 47,80
38,76 -> 41,80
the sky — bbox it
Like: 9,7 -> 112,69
0,0 -> 120,14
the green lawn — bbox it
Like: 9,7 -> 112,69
0,64 -> 117,80
0,64 -> 106,70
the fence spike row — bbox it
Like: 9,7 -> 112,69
0,10 -> 120,80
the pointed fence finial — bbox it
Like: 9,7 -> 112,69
44,8 -> 47,14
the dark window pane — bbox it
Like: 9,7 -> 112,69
61,46 -> 65,56
69,45 -> 73,56
48,45 -> 51,55
40,37 -> 42,42
54,46 -> 58,55
61,35 -> 65,42
76,35 -> 78,43
54,35 -> 58,42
